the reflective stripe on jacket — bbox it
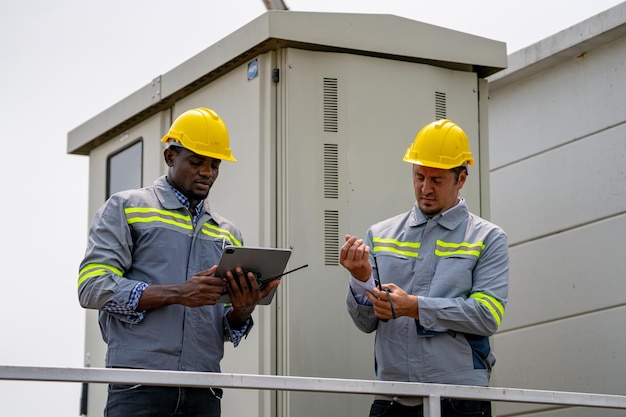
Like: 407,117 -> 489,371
347,199 -> 509,386
78,176 -> 243,372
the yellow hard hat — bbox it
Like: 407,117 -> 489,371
403,119 -> 474,169
161,107 -> 237,162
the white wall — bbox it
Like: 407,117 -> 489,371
488,11 -> 626,417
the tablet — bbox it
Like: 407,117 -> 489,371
216,245 -> 292,305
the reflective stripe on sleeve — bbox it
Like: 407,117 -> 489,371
78,263 -> 123,287
470,292 -> 505,327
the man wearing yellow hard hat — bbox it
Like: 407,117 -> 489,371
78,108 -> 278,417
340,119 -> 509,417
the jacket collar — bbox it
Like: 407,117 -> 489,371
154,176 -> 185,210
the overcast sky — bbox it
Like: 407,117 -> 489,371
1,1 -> 623,415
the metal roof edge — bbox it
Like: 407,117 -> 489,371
488,2 -> 626,90
66,78 -> 165,155
264,11 -> 507,72
67,12 -> 274,156
68,10 -> 507,155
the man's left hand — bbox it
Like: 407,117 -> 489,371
367,283 -> 419,320
224,267 -> 281,326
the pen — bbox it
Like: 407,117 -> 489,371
257,264 -> 309,288
372,255 -> 396,320
373,255 -> 383,291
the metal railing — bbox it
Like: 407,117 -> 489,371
2,365 -> 626,416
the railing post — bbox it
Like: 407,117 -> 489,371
423,395 -> 441,417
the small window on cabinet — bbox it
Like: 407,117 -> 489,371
106,139 -> 143,199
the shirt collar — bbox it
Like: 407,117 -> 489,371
167,181 -> 203,222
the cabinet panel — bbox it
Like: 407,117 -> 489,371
282,48 -> 481,417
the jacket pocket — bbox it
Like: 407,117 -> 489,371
373,252 -> 416,289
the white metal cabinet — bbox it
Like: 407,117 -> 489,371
278,48 -> 482,417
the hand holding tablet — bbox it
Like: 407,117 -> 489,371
216,246 -> 307,305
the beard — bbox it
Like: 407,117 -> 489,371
188,188 -> 210,202
418,199 -> 443,217
420,206 -> 442,217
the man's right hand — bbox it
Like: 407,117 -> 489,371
179,266 -> 227,306
137,266 -> 226,310
339,235 -> 372,282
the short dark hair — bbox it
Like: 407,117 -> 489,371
450,165 -> 468,182
168,144 -> 182,154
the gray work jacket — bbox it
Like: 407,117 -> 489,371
347,199 -> 509,386
78,176 -> 244,372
